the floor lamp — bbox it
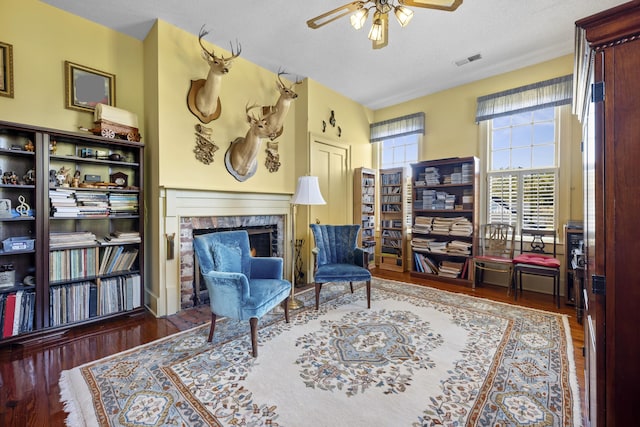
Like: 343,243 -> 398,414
288,175 -> 326,309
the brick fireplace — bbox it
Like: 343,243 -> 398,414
157,189 -> 292,316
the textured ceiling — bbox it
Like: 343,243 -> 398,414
41,0 -> 626,110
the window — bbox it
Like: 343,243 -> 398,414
487,106 -> 557,231
380,134 -> 419,170
371,112 -> 424,173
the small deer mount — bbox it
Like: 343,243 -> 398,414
261,70 -> 302,140
187,25 -> 241,124
224,104 -> 277,182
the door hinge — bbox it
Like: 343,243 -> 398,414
592,274 -> 606,295
592,82 -> 605,103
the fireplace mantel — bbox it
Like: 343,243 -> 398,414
150,188 -> 292,316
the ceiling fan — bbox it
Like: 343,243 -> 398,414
307,0 -> 463,49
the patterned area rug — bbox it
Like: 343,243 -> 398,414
59,278 -> 581,426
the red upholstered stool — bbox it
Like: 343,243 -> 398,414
512,229 -> 561,308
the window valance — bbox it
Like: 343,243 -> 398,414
475,75 -> 573,122
370,112 -> 425,142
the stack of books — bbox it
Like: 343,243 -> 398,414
438,260 -> 465,278
49,231 -> 97,249
49,189 -> 79,217
109,193 -> 139,215
75,191 -> 109,217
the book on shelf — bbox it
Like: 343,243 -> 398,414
99,246 -> 139,274
0,290 -> 35,338
49,247 -> 99,282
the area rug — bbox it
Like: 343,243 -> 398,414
59,278 -> 581,426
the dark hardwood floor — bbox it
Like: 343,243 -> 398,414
0,269 -> 585,426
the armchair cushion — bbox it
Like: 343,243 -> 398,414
212,242 -> 242,273
314,263 -> 372,283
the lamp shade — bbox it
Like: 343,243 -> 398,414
291,176 -> 326,205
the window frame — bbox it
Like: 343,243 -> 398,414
485,107 -> 561,234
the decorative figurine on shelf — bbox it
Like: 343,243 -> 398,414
56,166 -> 71,187
72,170 -> 81,188
49,169 -> 57,185
2,171 -> 18,185
49,139 -> 57,154
23,169 -> 35,185
15,195 -> 30,217
24,140 -> 34,152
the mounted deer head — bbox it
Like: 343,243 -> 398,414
263,70 -> 302,139
187,26 -> 241,123
224,104 -> 278,181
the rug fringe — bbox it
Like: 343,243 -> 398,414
562,315 -> 584,427
59,370 -> 85,427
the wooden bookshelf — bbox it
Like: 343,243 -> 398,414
410,157 -> 478,284
353,167 -> 376,267
0,120 -> 144,346
379,167 -> 408,271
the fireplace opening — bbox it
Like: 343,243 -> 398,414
192,225 -> 278,306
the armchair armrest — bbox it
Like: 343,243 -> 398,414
201,270 -> 251,318
250,257 -> 284,279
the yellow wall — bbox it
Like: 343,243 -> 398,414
0,0 -> 144,133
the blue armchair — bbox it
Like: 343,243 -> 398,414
310,224 -> 372,310
193,230 -> 291,357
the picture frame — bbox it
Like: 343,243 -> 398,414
64,61 -> 115,112
0,41 -> 14,98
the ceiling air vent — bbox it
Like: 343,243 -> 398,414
455,53 -> 482,67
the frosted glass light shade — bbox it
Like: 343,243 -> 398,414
368,18 -> 384,41
291,176 -> 326,205
350,8 -> 369,30
394,6 -> 414,27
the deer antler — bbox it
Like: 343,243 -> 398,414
277,69 -> 303,89
225,40 -> 242,60
198,25 -> 216,59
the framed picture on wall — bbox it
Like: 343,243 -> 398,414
0,41 -> 14,98
64,61 -> 115,112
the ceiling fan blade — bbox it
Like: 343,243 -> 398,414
372,13 -> 388,49
399,0 -> 463,11
307,1 -> 366,29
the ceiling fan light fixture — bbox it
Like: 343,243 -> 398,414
368,15 -> 384,41
350,8 -> 369,30
394,5 -> 414,27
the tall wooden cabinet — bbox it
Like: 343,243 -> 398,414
353,167 -> 376,267
410,157 -> 478,284
0,120 -> 144,346
576,3 -> 640,425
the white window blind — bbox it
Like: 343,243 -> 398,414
488,174 -> 518,225
488,171 -> 556,231
522,172 -> 556,230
